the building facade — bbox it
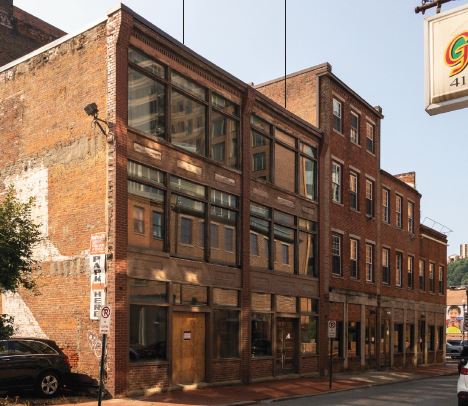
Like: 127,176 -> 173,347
0,3 -> 447,396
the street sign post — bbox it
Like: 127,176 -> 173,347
328,321 -> 337,389
98,305 -> 111,406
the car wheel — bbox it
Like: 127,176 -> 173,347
36,371 -> 60,397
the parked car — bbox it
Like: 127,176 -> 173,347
448,340 -> 468,359
0,338 -> 71,397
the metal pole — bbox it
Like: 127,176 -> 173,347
97,333 -> 107,406
329,338 -> 333,389
415,0 -> 453,14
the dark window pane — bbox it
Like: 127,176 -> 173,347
128,68 -> 165,137
348,322 -> 361,357
129,48 -> 165,78
210,190 -> 238,208
128,180 -> 164,202
128,161 -> 164,185
211,111 -> 238,168
211,93 -> 239,116
213,310 -> 240,358
171,71 -> 206,100
251,313 -> 272,357
129,305 -> 167,361
173,284 -> 208,306
251,131 -> 271,181
171,90 -> 206,155
152,212 -> 163,240
129,279 -> 167,304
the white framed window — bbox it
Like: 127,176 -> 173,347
366,122 -> 375,153
350,238 -> 359,278
365,243 -> 374,282
396,252 -> 402,287
349,172 -> 359,210
333,99 -> 343,133
365,179 -> 374,217
382,188 -> 390,223
332,162 -> 342,203
408,201 -> 414,233
350,111 -> 359,144
332,233 -> 342,275
396,195 -> 402,228
407,256 -> 414,289
382,248 -> 390,285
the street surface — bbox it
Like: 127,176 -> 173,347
272,375 -> 457,405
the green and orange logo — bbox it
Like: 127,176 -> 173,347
445,31 -> 468,77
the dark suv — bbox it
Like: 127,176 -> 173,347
0,338 -> 71,397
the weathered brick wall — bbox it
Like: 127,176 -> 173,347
211,360 -> 241,383
127,364 -> 169,393
0,1 -> 65,67
0,21 -> 108,379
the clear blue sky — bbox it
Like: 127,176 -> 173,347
15,0 -> 468,255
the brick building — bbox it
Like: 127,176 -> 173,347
0,2 -> 447,396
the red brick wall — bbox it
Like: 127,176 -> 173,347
251,358 -> 274,380
211,360 -> 241,382
0,20 -> 108,380
0,2 -> 65,67
127,364 -> 169,392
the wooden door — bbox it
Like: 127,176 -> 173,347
276,318 -> 297,375
172,312 -> 205,385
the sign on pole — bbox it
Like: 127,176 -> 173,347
89,232 -> 107,320
328,320 -> 337,339
99,305 -> 111,335
425,3 -> 468,115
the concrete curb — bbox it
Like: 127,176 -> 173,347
220,370 -> 458,406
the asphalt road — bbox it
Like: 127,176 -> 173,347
271,375 -> 458,406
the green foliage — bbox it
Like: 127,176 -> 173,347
0,315 -> 14,339
448,258 -> 468,287
0,186 -> 42,292
0,186 -> 42,339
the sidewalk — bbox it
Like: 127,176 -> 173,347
63,363 -> 457,406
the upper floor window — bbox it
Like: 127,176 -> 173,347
250,203 -> 317,277
382,248 -> 390,285
396,195 -> 403,228
128,48 -> 240,169
439,266 -> 444,294
333,99 -> 343,133
350,111 -> 359,144
365,179 -> 374,217
365,243 -> 374,282
332,233 -> 342,276
396,252 -> 403,287
366,122 -> 375,153
429,262 -> 435,292
332,162 -> 342,203
350,238 -> 359,279
251,116 -> 318,201
419,259 -> 425,291
407,256 -> 414,289
349,171 -> 359,210
408,201 -> 415,233
382,188 -> 390,223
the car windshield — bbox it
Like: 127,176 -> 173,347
10,340 -> 56,355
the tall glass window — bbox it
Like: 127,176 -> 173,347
299,144 -> 318,201
332,233 -> 342,275
349,172 -> 359,210
332,162 -> 342,203
298,219 -> 317,277
213,310 -> 240,358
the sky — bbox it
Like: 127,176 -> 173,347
15,0 -> 468,255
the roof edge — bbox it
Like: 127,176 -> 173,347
380,169 -> 422,197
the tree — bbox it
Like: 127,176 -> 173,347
0,186 -> 42,338
448,258 -> 468,287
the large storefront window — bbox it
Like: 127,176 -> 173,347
213,310 -> 240,358
365,316 -> 376,359
273,212 -> 295,274
129,279 -> 168,362
406,323 -> 415,353
251,313 -> 272,357
250,204 -> 271,270
332,321 -> 344,357
128,48 -> 240,169
394,323 -> 404,353
347,321 -> 361,358
300,298 -> 319,354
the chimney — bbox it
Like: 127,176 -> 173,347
0,0 -> 13,28
395,171 -> 416,189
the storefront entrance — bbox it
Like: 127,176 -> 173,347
381,319 -> 391,368
172,312 -> 205,385
276,318 -> 297,375
418,320 -> 426,365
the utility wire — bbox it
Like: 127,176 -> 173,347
284,0 -> 287,108
183,0 -> 185,44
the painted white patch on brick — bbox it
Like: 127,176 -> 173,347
3,164 -> 70,261
2,292 -> 47,338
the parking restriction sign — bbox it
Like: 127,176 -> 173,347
328,320 -> 337,339
99,305 -> 111,335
